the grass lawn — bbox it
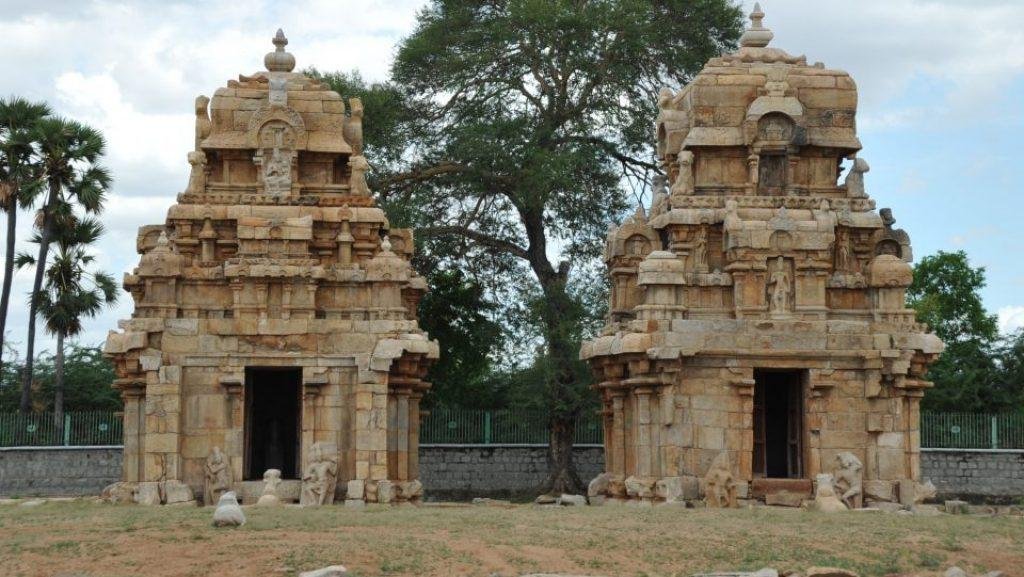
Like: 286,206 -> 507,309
0,500 -> 1021,577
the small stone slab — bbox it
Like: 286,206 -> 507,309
691,570 -> 778,577
944,500 -> 969,515
806,567 -> 859,577
298,566 -> 348,577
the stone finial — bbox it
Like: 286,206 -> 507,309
739,2 -> 773,48
265,29 -> 296,72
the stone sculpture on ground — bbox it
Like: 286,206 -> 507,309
581,4 -> 942,506
809,474 -> 848,513
204,447 -> 231,506
704,451 -> 738,508
301,442 -> 338,506
832,452 -> 863,509
103,30 -> 437,507
212,491 -> 245,527
257,468 -> 283,506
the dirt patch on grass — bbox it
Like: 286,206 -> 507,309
0,500 -> 1020,577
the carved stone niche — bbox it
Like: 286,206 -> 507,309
255,120 -> 297,196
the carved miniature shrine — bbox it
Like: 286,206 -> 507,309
581,6 -> 943,507
104,31 -> 437,506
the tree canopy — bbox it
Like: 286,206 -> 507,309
908,251 -> 1020,412
375,0 -> 743,492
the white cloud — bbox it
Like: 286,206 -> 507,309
998,306 -> 1024,334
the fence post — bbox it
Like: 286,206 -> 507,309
484,411 -> 492,445
991,415 -> 999,449
64,413 -> 71,446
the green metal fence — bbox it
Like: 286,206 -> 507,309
420,408 -> 604,445
0,411 -> 123,447
2,410 -> 1022,449
921,412 -> 1024,450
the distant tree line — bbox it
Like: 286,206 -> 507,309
909,250 -> 1024,413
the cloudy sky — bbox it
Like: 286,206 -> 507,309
1,0 -> 1023,356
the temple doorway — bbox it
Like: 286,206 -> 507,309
244,367 -> 301,480
752,369 -> 804,478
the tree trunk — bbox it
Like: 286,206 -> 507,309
19,183 -> 57,413
543,411 -> 582,495
54,331 -> 65,437
0,203 -> 15,374
514,205 -> 588,496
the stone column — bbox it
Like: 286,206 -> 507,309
610,391 -> 626,479
393,389 -> 410,481
218,371 -> 244,482
353,381 -> 389,483
407,392 -> 423,482
118,380 -> 146,483
634,387 -> 655,478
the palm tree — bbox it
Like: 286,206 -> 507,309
0,98 -> 51,375
19,117 -> 110,413
17,216 -> 117,430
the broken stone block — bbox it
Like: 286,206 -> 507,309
588,472 -> 612,497
944,500 -> 969,515
862,480 -> 894,502
100,482 -> 137,504
135,482 -> 162,506
162,480 -> 195,505
557,494 -> 587,506
765,491 -> 805,508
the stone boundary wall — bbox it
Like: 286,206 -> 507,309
0,446 -> 122,497
2,445 -> 1021,502
419,445 -> 605,501
922,449 -> 1024,504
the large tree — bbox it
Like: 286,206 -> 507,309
17,216 -> 118,430
382,0 -> 743,493
0,98 -> 51,372
19,117 -> 110,413
908,250 -> 1005,412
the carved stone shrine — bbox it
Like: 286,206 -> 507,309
581,5 -> 943,507
104,31 -> 438,505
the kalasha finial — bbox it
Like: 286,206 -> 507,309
265,28 -> 296,72
739,2 -> 773,48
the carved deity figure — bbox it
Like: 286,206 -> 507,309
692,227 -> 708,270
768,256 -> 791,314
260,123 -> 293,195
186,150 -> 207,195
300,442 -> 338,506
264,146 -> 292,194
703,451 -> 737,508
256,468 -> 283,506
832,452 -> 863,509
194,95 -> 211,150
348,155 -> 371,195
204,446 -> 231,506
843,157 -> 869,198
836,230 -> 853,272
650,174 -> 669,216
670,151 -> 694,195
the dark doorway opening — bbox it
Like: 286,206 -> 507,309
244,367 -> 301,480
753,369 -> 804,478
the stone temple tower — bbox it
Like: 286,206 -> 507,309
105,31 -> 438,505
581,6 -> 943,506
